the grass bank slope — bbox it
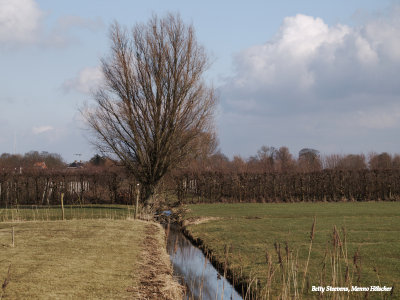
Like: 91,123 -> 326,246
185,202 -> 399,299
0,219 -> 182,299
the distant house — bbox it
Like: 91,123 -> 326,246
33,162 -> 47,169
67,161 -> 84,169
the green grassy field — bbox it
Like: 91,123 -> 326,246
0,219 -> 181,299
184,202 -> 400,299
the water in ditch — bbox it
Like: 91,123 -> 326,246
166,225 -> 243,300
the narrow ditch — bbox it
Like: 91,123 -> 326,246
166,224 -> 243,300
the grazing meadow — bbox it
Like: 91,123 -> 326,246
184,202 -> 400,299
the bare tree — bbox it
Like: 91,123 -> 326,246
322,154 -> 343,169
298,148 -> 322,172
276,146 -> 295,172
231,155 -> 247,173
83,14 -> 217,204
369,152 -> 392,169
257,146 -> 277,172
392,154 -> 400,169
336,154 -> 366,170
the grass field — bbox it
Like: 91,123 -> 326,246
0,205 -> 133,222
184,202 -> 400,299
0,219 -> 181,299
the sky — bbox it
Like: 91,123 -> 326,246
0,0 -> 399,162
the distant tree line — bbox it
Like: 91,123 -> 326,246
183,146 -> 400,174
1,146 -> 400,206
172,146 -> 400,203
0,151 -> 65,170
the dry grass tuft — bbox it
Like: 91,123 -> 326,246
183,216 -> 221,227
1,264 -> 11,300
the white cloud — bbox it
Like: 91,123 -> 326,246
0,0 -> 104,48
228,14 -> 351,95
62,66 -> 104,94
223,10 -> 400,113
32,125 -> 53,134
0,0 -> 43,44
219,7 -> 400,156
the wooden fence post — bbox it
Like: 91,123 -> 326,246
61,192 -> 65,220
11,226 -> 15,247
134,184 -> 140,220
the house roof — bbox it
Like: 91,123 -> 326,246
33,162 -> 47,169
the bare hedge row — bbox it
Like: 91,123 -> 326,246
174,169 -> 400,203
0,171 -> 138,207
1,169 -> 399,207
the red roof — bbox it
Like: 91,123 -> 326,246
33,162 -> 47,169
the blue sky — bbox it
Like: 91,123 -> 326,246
0,0 -> 399,162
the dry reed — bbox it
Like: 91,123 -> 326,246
233,218 -> 387,300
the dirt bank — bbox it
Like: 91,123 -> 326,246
134,222 -> 184,299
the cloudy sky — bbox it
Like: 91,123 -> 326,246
0,0 -> 399,162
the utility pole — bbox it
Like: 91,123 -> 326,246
13,131 -> 16,154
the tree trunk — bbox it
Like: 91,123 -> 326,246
142,183 -> 156,207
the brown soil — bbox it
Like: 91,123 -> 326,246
132,223 -> 183,300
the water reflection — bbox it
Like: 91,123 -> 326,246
166,226 -> 243,300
